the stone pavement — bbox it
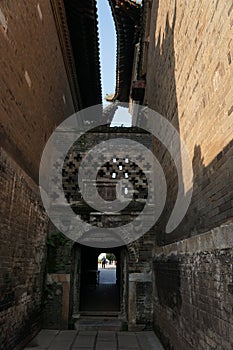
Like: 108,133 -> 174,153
24,329 -> 165,350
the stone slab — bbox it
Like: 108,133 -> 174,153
48,331 -> 77,350
72,335 -> 96,348
97,331 -> 116,341
78,331 -> 97,336
136,331 -> 165,350
118,333 -> 140,349
96,341 -> 117,350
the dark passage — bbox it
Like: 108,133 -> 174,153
80,247 -> 121,312
80,283 -> 120,312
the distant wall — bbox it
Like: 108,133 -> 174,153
42,128 -> 155,330
144,0 -> 233,349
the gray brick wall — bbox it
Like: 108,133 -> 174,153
0,149 -> 48,349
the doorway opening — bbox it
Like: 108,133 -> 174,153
98,252 -> 117,283
78,246 -> 123,313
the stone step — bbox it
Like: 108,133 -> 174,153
80,311 -> 120,317
74,317 -> 123,331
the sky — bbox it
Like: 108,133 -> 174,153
97,0 -> 132,127
97,0 -> 116,100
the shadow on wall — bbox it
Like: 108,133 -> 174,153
144,0 -> 233,245
155,137 -> 233,246
144,0 -> 183,243
145,1 -> 233,349
186,141 -> 233,234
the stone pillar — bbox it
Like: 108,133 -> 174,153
46,274 -> 71,329
128,272 -> 152,331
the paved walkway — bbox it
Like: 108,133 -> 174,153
24,329 -> 165,350
99,267 -> 116,284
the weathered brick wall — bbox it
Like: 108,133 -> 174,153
42,229 -> 73,329
143,0 -> 233,348
127,231 -> 155,330
153,226 -> 233,350
0,149 -> 48,349
0,0 -> 75,348
42,127 -> 155,330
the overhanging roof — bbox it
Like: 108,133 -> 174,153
63,0 -> 102,108
107,0 -> 142,102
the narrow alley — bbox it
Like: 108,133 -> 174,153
0,1 -> 232,350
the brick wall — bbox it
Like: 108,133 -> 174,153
143,0 -> 233,348
0,0 -> 75,181
153,226 -> 233,350
144,0 -> 232,241
42,127 -> 155,330
0,149 -> 48,349
0,0 -> 75,348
